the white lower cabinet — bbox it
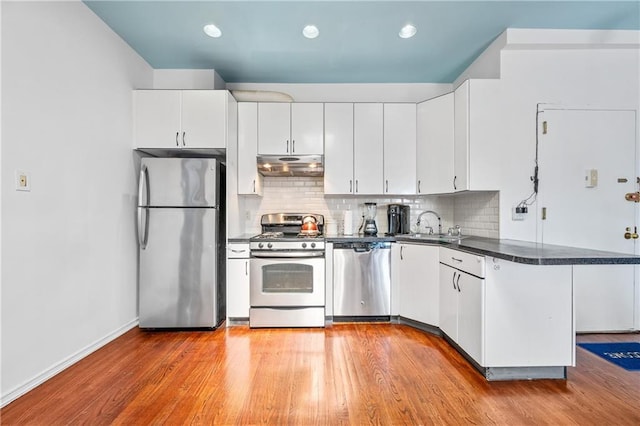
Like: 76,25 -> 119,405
227,243 -> 250,319
394,243 -> 439,326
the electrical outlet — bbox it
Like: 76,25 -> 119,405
16,170 -> 31,192
512,206 -> 527,221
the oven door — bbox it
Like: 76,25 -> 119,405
250,254 -> 325,307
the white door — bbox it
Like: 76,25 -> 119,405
456,271 -> 484,365
181,90 -> 226,148
354,103 -> 383,194
258,103 -> 291,154
398,244 -> 439,326
439,264 -> 458,340
384,104 -> 416,194
537,107 -> 637,331
453,81 -> 469,192
291,103 -> 324,155
237,102 -> 262,195
417,93 -> 454,194
134,90 -> 181,149
324,103 -> 354,194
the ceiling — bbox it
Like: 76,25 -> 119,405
83,1 -> 640,84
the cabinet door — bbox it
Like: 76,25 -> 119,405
398,244 -> 439,326
181,90 -> 227,148
417,94 -> 454,194
456,271 -> 484,365
353,103 -> 383,194
257,103 -> 291,154
291,103 -> 323,155
238,103 -> 263,195
134,90 -> 181,149
453,81 -> 469,191
439,264 -> 458,340
324,103 -> 354,194
227,258 -> 250,318
384,104 -> 416,194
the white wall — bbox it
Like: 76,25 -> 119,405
1,1 -> 153,405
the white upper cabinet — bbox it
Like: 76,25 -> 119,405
383,104 -> 416,194
454,81 -> 470,191
257,103 -> 323,155
417,93 -> 454,194
324,103 -> 354,194
354,103 -> 384,194
134,90 -> 229,149
237,102 -> 263,195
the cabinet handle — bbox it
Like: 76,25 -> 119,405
418,180 -> 421,193
451,257 -> 463,263
182,132 -> 186,147
386,180 -> 389,193
245,261 -> 248,276
292,140 -> 295,153
286,140 -> 289,153
452,271 -> 457,290
400,246 -> 404,260
456,274 -> 461,292
453,176 -> 457,190
252,180 -> 256,193
355,180 -> 359,193
175,132 -> 179,147
349,180 -> 353,193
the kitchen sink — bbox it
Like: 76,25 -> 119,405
406,233 -> 468,243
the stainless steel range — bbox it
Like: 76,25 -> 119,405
249,213 -> 325,328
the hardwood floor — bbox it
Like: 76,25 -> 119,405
2,323 -> 639,425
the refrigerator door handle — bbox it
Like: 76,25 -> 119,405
138,164 -> 150,207
137,207 -> 149,249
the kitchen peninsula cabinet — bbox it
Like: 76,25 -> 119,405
257,103 -> 323,155
237,102 -> 263,195
417,93 -> 454,194
134,90 -> 230,149
384,104 -> 416,194
394,243 -> 439,327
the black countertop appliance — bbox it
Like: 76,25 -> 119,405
387,204 -> 410,235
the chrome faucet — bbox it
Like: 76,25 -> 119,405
416,210 -> 442,235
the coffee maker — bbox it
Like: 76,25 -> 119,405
387,204 -> 410,235
362,202 -> 378,236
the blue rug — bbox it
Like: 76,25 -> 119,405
577,342 -> 640,371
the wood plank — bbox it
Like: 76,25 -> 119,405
1,324 -> 639,425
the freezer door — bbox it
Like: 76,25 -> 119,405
139,207 -> 218,328
140,157 -> 218,207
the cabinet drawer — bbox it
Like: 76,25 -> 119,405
439,247 -> 485,278
228,243 -> 250,259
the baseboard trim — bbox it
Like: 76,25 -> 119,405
1,318 -> 139,408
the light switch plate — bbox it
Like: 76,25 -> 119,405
16,170 -> 31,192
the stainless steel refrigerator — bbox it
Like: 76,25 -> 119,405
137,157 -> 225,328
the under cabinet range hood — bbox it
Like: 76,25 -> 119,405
257,155 -> 323,177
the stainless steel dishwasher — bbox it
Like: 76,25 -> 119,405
333,241 -> 391,320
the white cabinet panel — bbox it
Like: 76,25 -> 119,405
384,104 -> 416,194
324,103 -> 354,194
291,103 -> 324,155
456,270 -> 484,364
258,103 -> 323,155
237,103 -> 262,195
453,81 -> 469,192
417,93 -> 454,194
397,244 -> 439,326
354,103 -> 383,194
227,243 -> 250,319
257,102 -> 290,155
134,90 -> 181,149
134,90 -> 229,149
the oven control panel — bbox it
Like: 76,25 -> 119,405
250,241 -> 325,251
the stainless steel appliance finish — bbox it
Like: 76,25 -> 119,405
257,155 -> 323,177
387,204 -> 410,235
333,241 -> 391,319
137,158 -> 225,328
249,213 -> 325,328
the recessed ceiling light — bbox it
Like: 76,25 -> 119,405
399,24 -> 417,39
303,25 -> 319,39
203,24 -> 222,38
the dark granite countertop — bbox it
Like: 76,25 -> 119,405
396,235 -> 640,265
228,234 -> 255,243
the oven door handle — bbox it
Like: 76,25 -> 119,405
251,251 -> 325,259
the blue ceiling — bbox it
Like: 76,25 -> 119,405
83,1 -> 640,84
